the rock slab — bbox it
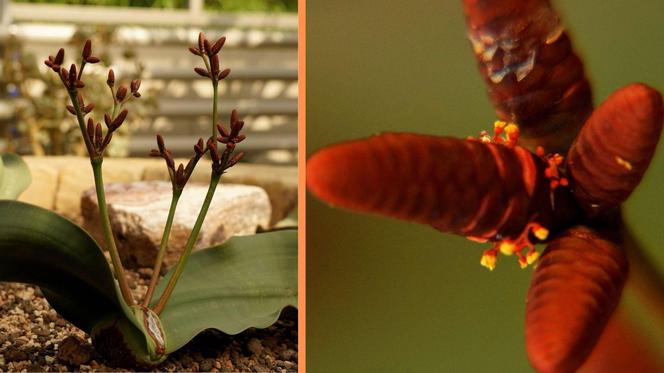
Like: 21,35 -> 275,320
81,181 -> 271,269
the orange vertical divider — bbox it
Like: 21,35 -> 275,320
297,0 -> 306,371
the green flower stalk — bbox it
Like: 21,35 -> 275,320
46,43 -> 136,305
152,32 -> 244,314
143,135 -> 206,307
45,34 -> 242,313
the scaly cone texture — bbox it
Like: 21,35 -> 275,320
568,83 -> 664,212
308,132 -> 573,241
463,0 -> 592,153
525,227 -> 628,373
307,0 -> 664,371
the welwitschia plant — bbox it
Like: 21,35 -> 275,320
0,35 -> 297,367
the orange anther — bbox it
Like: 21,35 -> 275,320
526,250 -> 540,265
476,221 -> 548,270
480,250 -> 497,271
473,121 -> 521,147
518,254 -> 528,269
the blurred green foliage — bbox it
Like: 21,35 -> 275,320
205,0 -> 296,12
0,28 -> 159,156
12,0 -> 297,12
13,0 -> 189,8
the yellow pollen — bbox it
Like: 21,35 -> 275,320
533,226 -> 549,241
499,241 -> 517,256
518,257 -> 528,269
494,120 -> 507,130
504,124 -> 519,136
526,251 -> 540,265
480,252 -> 497,271
504,124 -> 520,146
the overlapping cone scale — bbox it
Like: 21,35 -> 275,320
525,226 -> 628,373
568,83 -> 663,212
463,0 -> 593,153
307,132 -> 565,240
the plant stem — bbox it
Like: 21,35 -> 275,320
212,80 -> 219,138
68,89 -> 133,305
143,190 -> 182,307
67,90 -> 95,157
77,60 -> 86,80
91,159 -> 135,306
152,174 -> 220,314
199,54 -> 218,138
112,102 -> 119,119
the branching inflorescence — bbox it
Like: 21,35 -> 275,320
45,32 -> 246,334
307,0 -> 663,372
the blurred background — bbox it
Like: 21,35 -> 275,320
308,0 -> 664,371
0,0 -> 297,164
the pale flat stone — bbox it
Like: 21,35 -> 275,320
221,163 -> 297,226
81,181 -> 271,269
55,158 -> 154,222
17,156 -> 295,225
143,162 -> 297,226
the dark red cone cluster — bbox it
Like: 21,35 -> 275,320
568,83 -> 663,212
308,132 -> 570,240
463,0 -> 593,153
525,227 -> 628,373
307,0 -> 664,371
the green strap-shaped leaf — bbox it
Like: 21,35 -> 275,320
0,153 -> 32,200
0,200 -> 162,366
0,200 -> 122,330
153,230 -> 298,353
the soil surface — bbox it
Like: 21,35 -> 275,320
0,268 -> 297,372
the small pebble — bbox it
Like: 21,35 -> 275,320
247,338 -> 264,355
127,276 -> 137,289
0,279 -> 298,372
22,300 -> 35,313
4,348 -> 28,362
33,326 -> 50,337
54,318 -> 67,327
137,267 -> 153,279
28,363 -> 45,372
282,348 -> 296,360
56,335 -> 93,365
200,358 -> 215,371
180,355 -> 194,369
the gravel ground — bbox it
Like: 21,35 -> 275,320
0,268 -> 297,372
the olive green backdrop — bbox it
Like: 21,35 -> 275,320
307,1 -> 664,371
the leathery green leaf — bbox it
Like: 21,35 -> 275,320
153,229 -> 298,353
0,153 -> 31,199
0,200 -> 122,330
0,201 -> 164,366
